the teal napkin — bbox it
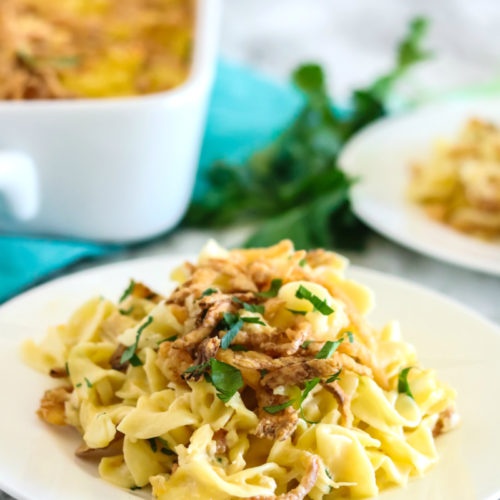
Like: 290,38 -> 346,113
0,60 -> 301,303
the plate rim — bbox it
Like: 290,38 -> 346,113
339,98 -> 500,276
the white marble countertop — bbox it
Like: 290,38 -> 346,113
2,1 -> 499,499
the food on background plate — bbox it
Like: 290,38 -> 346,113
0,0 -> 193,99
23,240 -> 458,499
408,118 -> 500,240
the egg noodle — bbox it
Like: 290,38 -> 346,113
408,117 -> 500,240
23,240 -> 458,499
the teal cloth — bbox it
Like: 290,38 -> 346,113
0,60 -> 301,303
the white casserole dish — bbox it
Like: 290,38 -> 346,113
0,0 -> 220,243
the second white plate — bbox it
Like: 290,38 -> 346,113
339,97 -> 500,276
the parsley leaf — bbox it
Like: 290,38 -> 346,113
229,344 -> 248,352
209,359 -> 244,402
201,288 -> 218,297
346,331 -> 354,343
287,308 -> 307,315
241,316 -> 266,326
299,377 -> 321,423
220,313 -> 244,349
301,340 -> 314,349
263,399 -> 295,414
120,316 -> 153,365
325,370 -> 342,384
182,18 -> 431,251
315,339 -> 343,359
157,335 -> 178,344
257,279 -> 283,298
398,367 -> 414,399
295,285 -> 334,315
232,297 -> 265,314
119,279 -> 135,303
84,377 -> 93,388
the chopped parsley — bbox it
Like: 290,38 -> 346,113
119,279 -> 135,303
229,344 -> 249,352
148,438 -> 158,453
183,359 -> 243,403
75,383 -> 82,388
257,279 -> 283,298
295,285 -> 334,315
207,359 -> 244,402
346,331 -> 354,343
287,308 -> 307,315
241,316 -> 266,326
263,399 -> 295,414
157,437 -> 176,455
201,288 -> 218,297
119,306 -> 134,316
84,377 -> 93,388
299,258 -> 307,267
130,485 -> 142,491
157,335 -> 178,345
398,367 -> 414,399
299,377 -> 321,423
232,297 -> 265,314
301,340 -> 314,349
120,316 -> 153,366
259,369 -> 269,378
220,312 -> 244,349
325,370 -> 342,384
315,339 -> 343,359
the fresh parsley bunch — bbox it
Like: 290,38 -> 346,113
183,17 -> 431,251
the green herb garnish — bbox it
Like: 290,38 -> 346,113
299,258 -> 307,267
229,344 -> 249,352
346,331 -> 354,343
257,279 -> 283,298
119,306 -> 134,316
398,367 -> 414,399
130,485 -> 142,491
259,369 -> 269,378
232,297 -> 265,314
241,316 -> 266,326
208,359 -> 244,403
65,362 -> 70,376
75,383 -> 82,388
120,316 -> 153,366
183,18 -> 430,251
325,370 -> 342,384
301,340 -> 313,349
315,339 -> 342,359
157,335 -> 178,344
183,359 -> 244,403
299,377 -> 321,423
220,313 -> 244,349
119,279 -> 135,303
201,288 -> 218,297
84,377 -> 93,388
263,399 -> 295,414
287,309 -> 308,315
148,438 -> 158,453
295,285 -> 334,315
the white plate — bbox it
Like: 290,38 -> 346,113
339,98 -> 500,276
0,256 -> 499,500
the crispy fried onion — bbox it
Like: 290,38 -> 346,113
155,248 -> 385,447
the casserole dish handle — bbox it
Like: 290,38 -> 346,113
0,152 -> 39,220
